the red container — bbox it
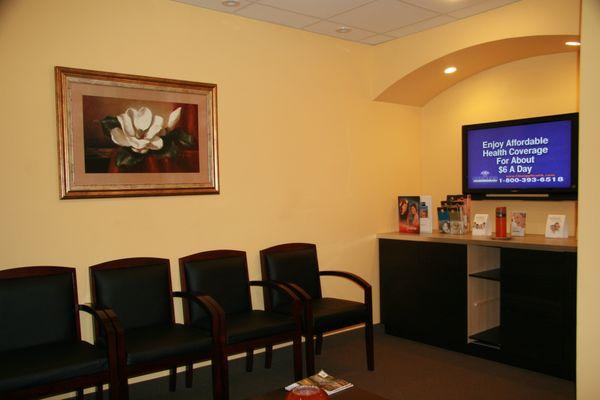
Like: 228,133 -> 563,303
495,207 -> 507,238
285,386 -> 329,400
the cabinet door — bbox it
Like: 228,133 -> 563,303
379,239 -> 421,335
501,249 -> 576,379
379,240 -> 467,350
418,242 -> 467,349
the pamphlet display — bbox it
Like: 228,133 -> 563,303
511,211 -> 527,236
436,194 -> 471,234
419,195 -> 433,234
545,215 -> 568,238
472,214 -> 491,236
449,208 -> 463,235
398,196 -> 420,234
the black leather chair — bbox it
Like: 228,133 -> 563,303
89,258 -> 226,400
179,250 -> 303,384
260,243 -> 374,376
0,266 -> 120,400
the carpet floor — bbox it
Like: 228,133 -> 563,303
121,325 -> 575,400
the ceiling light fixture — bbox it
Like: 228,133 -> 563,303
222,0 -> 240,7
336,27 -> 352,34
565,41 -> 581,46
444,66 -> 457,74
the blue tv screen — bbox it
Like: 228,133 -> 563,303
463,113 -> 578,199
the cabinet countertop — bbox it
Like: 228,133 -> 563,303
377,231 -> 577,252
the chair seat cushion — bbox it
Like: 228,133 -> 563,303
311,298 -> 367,332
276,297 -> 367,333
0,341 -> 107,392
125,324 -> 213,365
225,310 -> 297,345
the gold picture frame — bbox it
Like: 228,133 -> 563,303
55,66 -> 219,199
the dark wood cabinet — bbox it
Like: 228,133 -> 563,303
379,239 -> 467,350
379,235 -> 576,380
500,248 -> 576,379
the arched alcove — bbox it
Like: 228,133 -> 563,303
376,35 -> 580,106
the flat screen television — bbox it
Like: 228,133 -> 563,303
462,113 -> 578,200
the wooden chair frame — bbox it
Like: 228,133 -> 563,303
259,243 -> 374,376
0,266 -> 121,400
179,250 -> 304,390
89,258 -> 227,400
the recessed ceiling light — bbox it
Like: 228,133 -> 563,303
222,0 -> 240,7
565,41 -> 581,47
444,66 -> 457,74
336,27 -> 352,34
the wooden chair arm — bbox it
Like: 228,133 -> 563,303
249,280 -> 300,301
173,291 -> 226,346
267,280 -> 311,301
319,270 -> 372,306
249,280 -> 303,329
83,305 -> 126,397
79,303 -> 116,341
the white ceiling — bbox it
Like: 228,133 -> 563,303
174,0 -> 521,45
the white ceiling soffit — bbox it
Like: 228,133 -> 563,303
174,0 -> 522,46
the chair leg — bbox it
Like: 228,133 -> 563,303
305,334 -> 316,376
315,333 -> 323,355
95,385 -> 103,400
185,364 -> 193,388
366,321 -> 374,371
76,388 -> 84,400
213,352 -> 229,400
292,335 -> 303,380
265,345 -> 273,369
169,367 -> 177,392
246,349 -> 254,372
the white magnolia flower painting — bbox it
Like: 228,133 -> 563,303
57,67 -> 218,198
82,97 -> 198,173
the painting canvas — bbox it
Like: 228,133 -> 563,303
56,67 -> 219,198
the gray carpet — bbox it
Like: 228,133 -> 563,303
122,325 -> 575,400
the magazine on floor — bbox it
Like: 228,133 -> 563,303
285,370 -> 353,395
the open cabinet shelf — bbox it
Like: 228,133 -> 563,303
469,326 -> 501,348
469,268 -> 501,281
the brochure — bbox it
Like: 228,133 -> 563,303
419,195 -> 433,234
472,214 -> 491,236
511,211 -> 527,237
285,370 -> 353,395
437,207 -> 450,234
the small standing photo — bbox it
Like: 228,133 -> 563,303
398,196 -> 420,234
545,214 -> 568,238
511,212 -> 527,237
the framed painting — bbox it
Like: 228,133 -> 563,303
55,66 -> 219,199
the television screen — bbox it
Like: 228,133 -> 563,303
463,113 -> 578,199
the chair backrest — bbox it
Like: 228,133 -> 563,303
260,243 -> 322,310
0,267 -> 79,352
89,258 -> 174,331
179,250 -> 251,326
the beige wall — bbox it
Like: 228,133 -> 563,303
577,0 -> 600,398
421,52 -> 579,235
0,0 -> 421,337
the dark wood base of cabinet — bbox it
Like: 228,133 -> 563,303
379,238 -> 576,381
